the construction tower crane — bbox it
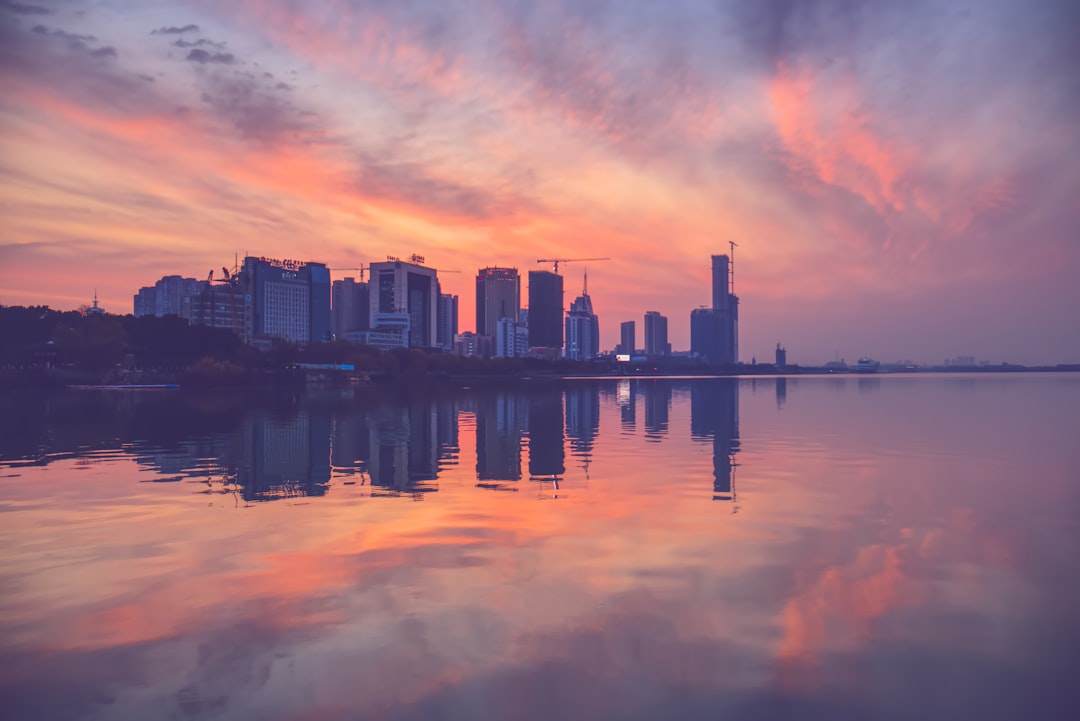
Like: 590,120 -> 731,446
536,257 -> 611,274
329,264 -> 370,282
728,241 -> 738,295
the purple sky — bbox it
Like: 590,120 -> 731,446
1,0 -> 1078,364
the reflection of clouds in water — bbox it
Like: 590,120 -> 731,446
2,377 -> 1079,720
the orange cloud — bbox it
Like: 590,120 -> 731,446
769,61 -> 910,218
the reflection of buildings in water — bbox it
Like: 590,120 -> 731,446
856,376 -> 881,393
435,402 -> 460,469
407,402 -> 440,483
528,390 -> 565,478
134,435 -> 234,480
237,411 -> 332,502
617,379 -> 636,431
690,380 -> 740,502
643,380 -> 671,441
476,392 -> 525,482
776,377 -> 787,409
365,406 -> 414,493
364,402 -> 453,496
332,400 -> 460,495
565,383 -> 600,477
330,412 -> 371,475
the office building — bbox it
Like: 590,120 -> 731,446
437,293 -> 458,351
691,254 -> 739,365
241,256 -> 331,345
331,277 -> 370,341
564,273 -> 599,361
619,320 -> 635,355
368,257 -> 439,348
643,311 -> 669,357
527,270 -> 563,352
476,267 -> 520,340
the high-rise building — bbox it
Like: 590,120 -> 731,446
241,256 -> 331,345
564,273 -> 600,361
643,311 -> 669,357
437,293 -> 458,351
368,258 -> 439,348
133,275 -> 204,320
331,277 -> 370,340
619,320 -> 635,355
495,317 -> 529,358
192,282 -> 244,336
527,270 -> 563,352
475,267 -> 520,339
711,255 -> 731,311
691,254 -> 739,365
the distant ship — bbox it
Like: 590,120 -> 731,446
853,358 -> 880,373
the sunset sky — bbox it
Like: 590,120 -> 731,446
1,0 -> 1077,364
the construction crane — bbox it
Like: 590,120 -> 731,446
329,264 -> 370,282
536,257 -> 611,274
728,241 -> 738,295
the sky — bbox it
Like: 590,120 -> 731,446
1,0 -> 1078,365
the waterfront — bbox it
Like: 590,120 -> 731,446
1,375 -> 1078,720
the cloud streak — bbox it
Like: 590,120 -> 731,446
150,24 -> 199,35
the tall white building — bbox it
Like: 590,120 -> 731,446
368,257 -> 439,348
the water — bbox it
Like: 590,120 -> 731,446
1,375 -> 1078,720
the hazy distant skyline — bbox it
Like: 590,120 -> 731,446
1,0 -> 1077,364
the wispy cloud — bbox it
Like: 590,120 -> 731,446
150,24 -> 199,35
185,48 -> 234,64
0,0 -> 50,15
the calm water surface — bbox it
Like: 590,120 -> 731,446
1,375 -> 1078,720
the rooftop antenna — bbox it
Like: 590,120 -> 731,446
729,241 -> 738,295
583,269 -> 588,295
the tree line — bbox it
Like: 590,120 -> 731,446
0,305 -> 607,387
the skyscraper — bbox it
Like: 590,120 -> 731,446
711,254 -> 730,311
643,311 -> 669,357
619,320 -> 635,355
691,254 -> 739,365
241,256 -> 331,344
564,272 -> 599,361
437,293 -> 458,351
475,267 -> 520,339
368,258 -> 439,348
527,270 -> 563,352
331,277 -> 370,340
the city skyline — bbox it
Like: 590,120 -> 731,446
1,1 -> 1078,364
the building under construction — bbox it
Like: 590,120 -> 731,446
690,253 -> 739,365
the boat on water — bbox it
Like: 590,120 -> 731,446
853,358 -> 880,374
69,384 -> 180,390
